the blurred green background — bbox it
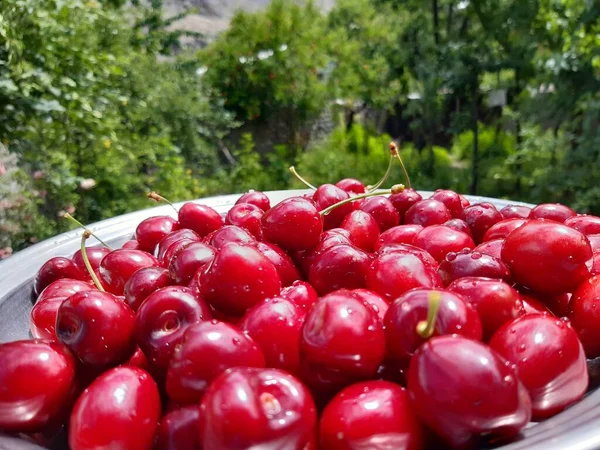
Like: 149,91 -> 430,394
0,0 -> 599,258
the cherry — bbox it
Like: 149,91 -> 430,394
530,203 -> 576,223
358,196 -> 400,232
72,247 -> 111,272
314,184 -> 355,230
34,257 -> 88,295
367,250 -> 442,302
448,277 -> 525,340
125,346 -> 150,371
256,241 -> 301,287
463,202 -> 503,243
280,280 -> 319,312
177,202 -> 223,238
375,359 -> 407,386
0,340 -> 76,433
135,286 -> 212,369
98,249 -> 159,295
587,235 -> 600,252
590,250 -> 600,275
340,210 -> 380,252
235,190 -> 271,212
431,189 -> 464,218
404,199 -> 452,227
56,290 -> 136,366
69,366 -> 160,450
336,178 -> 366,195
123,266 -> 171,311
156,405 -> 201,450
135,215 -> 179,253
519,293 -> 552,314
166,320 -> 265,405
225,203 -> 264,239
376,243 -> 438,270
200,242 -> 281,316
501,220 -> 592,295
412,225 -> 475,263
168,241 -> 216,285
407,335 -> 531,449
389,188 -> 422,218
31,296 -> 67,339
482,218 -> 527,242
122,240 -> 141,250
443,218 -> 472,237
294,228 -> 353,277
308,244 -> 371,295
319,381 -> 422,450
36,278 -> 93,303
566,215 -> 600,235
500,204 -> 531,219
374,224 -> 423,251
567,276 -> 600,358
459,195 -> 471,208
473,238 -> 504,259
199,367 -> 316,450
350,288 -> 389,322
204,224 -> 256,250
261,197 -> 323,251
156,229 -> 201,262
438,249 -> 512,286
161,238 -> 197,268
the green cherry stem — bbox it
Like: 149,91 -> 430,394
64,213 -> 112,250
390,142 -> 412,190
367,154 -> 394,193
289,166 -> 317,190
147,191 -> 179,214
416,291 -> 442,339
80,231 -> 105,292
319,184 -> 405,216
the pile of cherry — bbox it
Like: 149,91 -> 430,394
4,176 -> 600,450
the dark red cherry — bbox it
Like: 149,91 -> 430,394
448,277 -> 525,340
319,380 -> 423,450
568,276 -> 600,358
57,290 -> 136,366
225,203 -> 264,239
308,244 -> 371,295
374,224 -> 423,251
412,225 -> 475,263
482,218 -> 527,242
443,218 -> 472,237
407,335 -> 531,450
168,241 -> 216,285
463,202 -> 503,243
200,243 -> 281,316
350,288 -> 389,322
530,203 -> 576,223
389,188 -> 422,219
500,204 -> 531,219
166,320 -> 265,405
156,405 -> 201,450
384,288 -> 482,366
375,359 -> 407,386
125,346 -> 150,371
313,184 -> 355,230
376,243 -> 438,270
34,257 -> 88,295
135,215 -> 179,253
36,278 -> 93,303
519,293 -> 552,314
473,238 -> 504,259
566,215 -> 600,235
367,251 -> 442,302
261,197 -> 323,251
359,196 -> 400,232
438,249 -> 512,286
459,195 -> 471,208
178,203 -> 223,238
256,241 -> 301,287
199,367 -> 316,450
99,249 -> 159,295
235,190 -> 271,212
205,224 -> 256,250
404,199 -> 452,227
280,280 -> 319,312
431,189 -> 464,218
69,366 -> 160,450
294,228 -> 354,277
135,286 -> 212,369
501,220 -> 592,295
340,210 -> 380,252
336,178 -> 366,195
122,240 -> 141,250
0,340 -> 76,433
31,296 -> 67,339
124,266 -> 171,311
161,238 -> 197,269
156,229 -> 201,262
72,247 -> 111,272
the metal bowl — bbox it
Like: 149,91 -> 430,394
1,190 -> 599,450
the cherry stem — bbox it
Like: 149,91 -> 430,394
416,291 -> 442,339
80,231 -> 105,292
289,166 -> 317,190
368,155 -> 394,192
148,191 -> 178,214
390,142 -> 412,190
319,184 -> 405,216
63,213 -> 112,250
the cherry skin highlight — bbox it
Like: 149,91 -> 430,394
308,244 -> 371,295
431,189 -> 464,218
374,224 -> 423,251
359,196 -> 400,232
225,203 -> 264,239
177,202 -> 223,238
412,225 -> 475,263
72,247 -> 111,272
566,215 -> 600,235
340,210 -> 380,252
235,190 -> 271,212
34,257 -> 88,295
500,205 -> 531,219
389,188 -> 422,219
463,202 -> 503,243
313,184 -> 354,230
438,249 -> 512,286
156,405 -> 201,450
98,249 -> 159,295
567,276 -> 600,358
482,218 -> 527,242
404,199 -> 452,228
135,215 -> 179,253
123,266 -> 171,311
529,203 -> 576,223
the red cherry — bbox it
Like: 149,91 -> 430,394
482,218 -> 527,242
590,250 -> 600,275
568,276 -> 600,358
473,238 -> 504,259
407,335 -> 531,449
261,197 -> 323,251
199,367 -> 316,450
516,287 -> 570,317
135,215 -> 179,253
30,296 -> 67,339
463,202 -> 503,243
0,340 -> 76,432
156,229 -> 201,262
319,381 -> 423,450
519,293 -> 552,314
122,240 -> 141,250
178,203 -> 223,238
438,249 -> 512,286
69,366 -> 160,450
314,184 -> 355,230
235,190 -> 271,212
375,359 -> 407,386
336,178 -> 366,195
459,195 -> 471,208
204,224 -> 256,249
34,257 -> 88,295
501,220 -> 592,295
412,225 -> 475,263
280,280 -> 319,312
500,204 -> 531,219
200,243 -> 281,316
566,215 -> 600,235
374,224 -> 423,251
350,288 -> 389,321
404,199 -> 452,227
166,320 -> 265,404
358,196 -> 400,232
367,251 -> 442,302
431,189 -> 464,218
448,277 -> 525,340
225,203 -> 264,239
308,244 -> 371,295
389,188 -> 422,218
529,203 -> 576,223
376,243 -> 438,270
156,405 -> 201,450
36,278 -> 93,303
168,241 -> 216,285
294,228 -> 354,277
384,288 -> 482,366
340,210 -> 380,252
256,241 -> 301,287
443,218 -> 472,237
56,290 -> 136,366
99,249 -> 159,295
587,235 -> 600,253
123,266 -> 171,311
72,247 -> 111,272
125,346 -> 150,371
135,286 -> 212,369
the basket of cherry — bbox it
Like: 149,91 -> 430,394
2,142 -> 600,450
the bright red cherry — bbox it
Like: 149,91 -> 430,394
0,340 -> 76,433
257,241 -> 301,287
30,296 -> 67,340
566,215 -> 600,235
404,199 -> 452,227
69,366 -> 160,450
199,367 -> 316,450
587,235 -> 600,253
313,184 -> 355,230
388,188 -> 422,219
72,247 -> 111,272
225,203 -> 264,239
463,202 -> 503,243
308,244 -> 371,295
336,178 -> 366,195
168,241 -> 216,285
407,335 -> 531,449
294,228 -> 353,276
501,220 -> 592,295
280,280 -> 319,312
431,189 -> 464,218
340,209 -> 380,252
412,225 -> 475,263
359,196 -> 400,232
438,249 -> 512,286
568,276 -> 600,358
156,229 -> 201,262
36,278 -> 93,303
376,243 -> 438,270
135,215 -> 179,253
374,224 -> 423,251
235,190 -> 271,212
530,203 -> 576,223
350,288 -> 389,322
443,218 -> 472,237
124,266 -> 171,311
519,293 -> 552,314
156,405 -> 201,450
482,218 -> 527,242
125,346 -> 150,371
473,238 -> 504,259
500,204 -> 531,219
204,224 -> 256,250
122,240 -> 141,250
98,249 -> 159,295
178,203 -> 223,238
34,257 -> 88,295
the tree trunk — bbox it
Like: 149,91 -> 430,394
470,85 -> 479,195
432,0 -> 440,47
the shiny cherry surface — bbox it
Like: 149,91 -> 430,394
235,190 -> 271,211
34,257 -> 88,295
374,224 -> 423,250
412,225 -> 475,263
313,184 -> 354,230
404,199 -> 452,227
123,266 -> 171,311
225,203 -> 264,239
359,196 -> 400,232
568,276 -> 600,358
463,202 -> 503,243
308,244 -> 370,295
135,215 -> 179,253
98,249 -> 159,295
500,205 -> 531,219
482,218 -> 527,242
388,189 -> 422,218
72,247 -> 111,272
156,405 -> 201,450
438,249 -> 512,286
529,203 -> 576,223
177,203 -> 223,238
340,210 -> 380,252
566,215 -> 600,235
168,241 -> 216,285
257,241 -> 301,287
